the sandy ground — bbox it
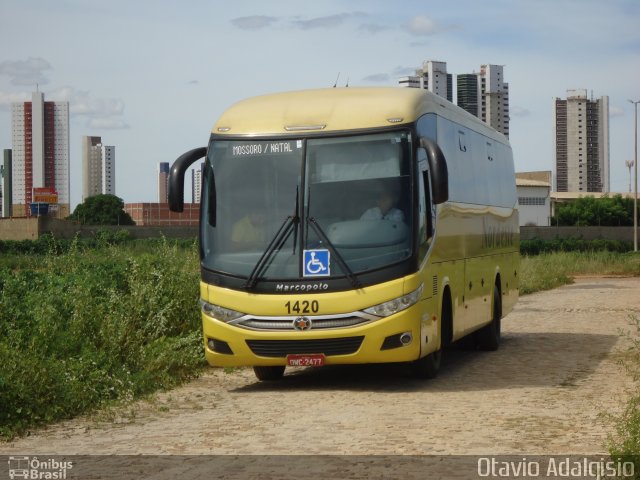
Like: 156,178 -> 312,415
2,277 -> 639,460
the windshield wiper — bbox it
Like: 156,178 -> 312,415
245,187 -> 301,290
245,215 -> 298,290
307,217 -> 361,289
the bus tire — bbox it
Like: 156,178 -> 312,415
411,349 -> 442,379
477,284 -> 501,351
253,366 -> 285,381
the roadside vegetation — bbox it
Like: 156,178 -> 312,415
67,194 -> 135,225
607,315 -> 640,478
551,194 -> 637,227
519,250 -> 640,294
0,232 -> 639,441
0,233 -> 203,439
520,238 -> 640,468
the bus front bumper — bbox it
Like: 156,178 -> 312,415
201,304 -> 437,367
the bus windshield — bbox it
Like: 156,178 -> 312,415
200,131 -> 413,283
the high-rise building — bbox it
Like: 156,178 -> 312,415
158,162 -> 169,203
101,145 -> 115,195
553,89 -> 609,192
82,136 -> 102,199
191,162 -> 204,203
11,91 -> 70,217
400,61 -> 509,137
457,65 -> 510,137
479,65 -> 509,138
457,73 -> 479,117
82,136 -> 116,199
398,60 -> 453,102
2,150 -> 12,217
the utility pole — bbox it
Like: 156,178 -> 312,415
630,100 -> 639,252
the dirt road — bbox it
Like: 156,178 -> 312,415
2,277 -> 639,456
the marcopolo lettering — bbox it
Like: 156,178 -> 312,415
276,283 -> 329,292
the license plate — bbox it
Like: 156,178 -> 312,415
286,353 -> 325,367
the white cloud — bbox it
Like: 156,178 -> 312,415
45,86 -> 130,130
231,15 -> 278,30
406,15 -> 440,36
510,106 -> 531,118
393,66 -> 417,76
0,86 -> 127,125
231,12 -> 371,32
358,23 -> 390,34
48,86 -> 125,116
0,90 -> 31,109
610,105 -> 625,118
87,118 -> 130,130
362,73 -> 390,83
0,57 -> 52,86
292,12 -> 366,30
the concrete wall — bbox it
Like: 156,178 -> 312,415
521,226 -> 635,242
0,217 -> 40,240
0,217 -> 634,243
0,217 -> 197,240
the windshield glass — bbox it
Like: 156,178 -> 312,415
304,131 -> 412,275
201,139 -> 303,278
201,131 -> 413,281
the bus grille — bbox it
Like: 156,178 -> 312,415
237,316 -> 369,331
246,336 -> 364,357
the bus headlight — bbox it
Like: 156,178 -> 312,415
200,300 -> 245,322
363,284 -> 424,318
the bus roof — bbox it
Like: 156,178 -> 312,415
213,87 -> 508,143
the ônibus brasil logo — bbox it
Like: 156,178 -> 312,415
8,456 -> 73,479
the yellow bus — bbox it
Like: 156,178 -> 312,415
169,87 -> 519,381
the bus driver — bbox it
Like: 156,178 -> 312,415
360,184 -> 405,222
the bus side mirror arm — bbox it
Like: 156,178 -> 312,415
168,147 -> 207,212
419,137 -> 449,204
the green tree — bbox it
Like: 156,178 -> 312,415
68,194 -> 135,225
553,195 -> 636,226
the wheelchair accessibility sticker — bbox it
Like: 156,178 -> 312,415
303,249 -> 330,277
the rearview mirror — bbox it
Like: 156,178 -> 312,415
168,147 -> 206,212
419,138 -> 448,204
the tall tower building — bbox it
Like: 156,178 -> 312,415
457,73 -> 479,117
82,136 -> 116,199
1,150 -> 11,217
101,145 -> 115,195
480,65 -> 509,137
398,60 -> 453,102
554,89 -> 609,192
457,65 -> 510,137
158,162 -> 169,203
11,91 -> 70,217
82,136 -> 102,199
191,162 -> 204,203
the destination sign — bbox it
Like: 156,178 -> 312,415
231,141 -> 299,156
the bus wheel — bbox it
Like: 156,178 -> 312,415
411,349 -> 441,379
477,285 -> 501,351
253,366 -> 285,381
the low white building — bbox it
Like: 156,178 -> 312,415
516,172 -> 551,226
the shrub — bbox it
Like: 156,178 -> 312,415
608,316 -> 640,477
0,240 -> 204,438
521,238 -> 633,256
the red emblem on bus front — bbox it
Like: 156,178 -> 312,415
293,317 -> 312,331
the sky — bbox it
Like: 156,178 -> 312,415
1,0 -> 639,209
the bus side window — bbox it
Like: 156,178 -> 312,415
417,150 -> 434,261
